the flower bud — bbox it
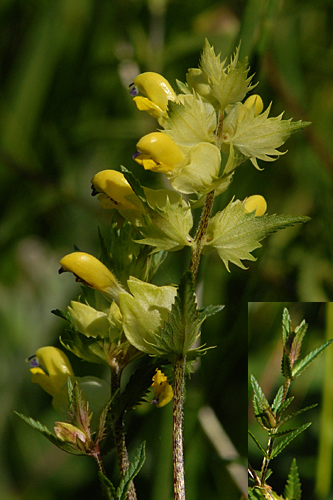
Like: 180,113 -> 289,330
129,72 -> 176,118
134,132 -> 185,173
91,170 -> 143,211
59,252 -> 126,304
244,195 -> 267,216
68,301 -> 110,338
152,369 -> 173,408
244,94 -> 264,116
28,346 -> 74,397
55,421 -> 87,444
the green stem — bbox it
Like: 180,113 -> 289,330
190,189 -> 215,280
260,377 -> 291,485
173,357 -> 186,500
110,365 -> 137,500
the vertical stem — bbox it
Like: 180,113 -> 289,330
110,365 -> 137,500
190,189 -> 215,280
173,357 -> 186,500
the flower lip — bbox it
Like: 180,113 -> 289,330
91,185 -> 99,196
129,83 -> 139,96
132,151 -> 141,160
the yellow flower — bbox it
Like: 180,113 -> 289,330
134,132 -> 185,173
152,369 -> 173,408
129,72 -> 177,119
28,346 -> 74,397
91,170 -> 143,211
59,252 -> 126,304
244,94 -> 264,116
244,195 -> 267,216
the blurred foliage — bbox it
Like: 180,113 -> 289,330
1,0 -> 333,498
249,302 -> 333,500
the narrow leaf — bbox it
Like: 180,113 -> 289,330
278,404 -> 317,427
284,458 -> 302,500
292,339 -> 333,379
251,374 -> 270,411
117,442 -> 146,500
248,429 -> 269,458
271,385 -> 284,413
14,412 -> 86,456
98,471 -> 118,500
270,423 -> 311,459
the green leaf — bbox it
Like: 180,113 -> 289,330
148,272 -> 203,359
282,308 -> 292,345
270,423 -> 311,459
222,102 -> 310,169
14,412 -> 86,456
278,404 -> 317,427
248,488 -> 266,500
248,429 -> 269,458
200,40 -> 256,111
292,339 -> 333,379
113,363 -> 158,418
251,375 -> 270,412
60,329 -> 111,366
117,442 -> 146,500
271,385 -> 284,413
276,397 -> 294,417
284,458 -> 302,500
98,471 -> 117,500
292,319 -> 308,362
198,304 -> 224,321
203,198 -> 310,271
163,93 -> 216,148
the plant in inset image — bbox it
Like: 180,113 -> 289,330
249,307 -> 333,500
16,40 -> 310,500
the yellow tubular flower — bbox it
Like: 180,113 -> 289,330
59,252 -> 125,304
91,170 -> 143,211
134,132 -> 185,173
129,72 -> 176,118
244,94 -> 264,116
28,346 -> 74,397
152,369 -> 173,408
244,195 -> 267,216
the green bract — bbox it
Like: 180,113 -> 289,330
119,277 -> 177,355
203,199 -> 310,271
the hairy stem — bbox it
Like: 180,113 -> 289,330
110,365 -> 137,500
173,357 -> 186,500
190,189 -> 215,280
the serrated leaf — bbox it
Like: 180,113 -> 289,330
251,375 -> 270,412
60,330 -> 111,366
292,319 -> 308,362
113,363 -> 158,418
163,93 -> 216,148
14,412 -> 87,455
98,471 -> 117,500
282,308 -> 292,345
117,442 -> 146,500
270,423 -> 311,459
198,304 -> 225,321
292,339 -> 333,379
282,350 -> 293,379
271,385 -> 284,413
276,396 -> 294,416
200,40 -> 256,111
248,429 -> 269,458
152,272 -> 203,358
223,103 -> 310,168
278,404 -> 317,427
284,458 -> 302,500
203,198 -> 310,271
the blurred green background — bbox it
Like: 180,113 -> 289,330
249,302 -> 333,500
1,0 -> 333,498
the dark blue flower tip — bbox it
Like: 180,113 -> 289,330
27,355 -> 39,368
129,83 -> 139,97
132,151 -> 141,160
